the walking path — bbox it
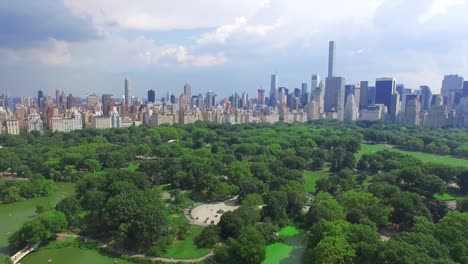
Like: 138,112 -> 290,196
10,242 -> 40,264
57,233 -> 214,263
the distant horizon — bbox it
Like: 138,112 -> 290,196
1,0 -> 468,98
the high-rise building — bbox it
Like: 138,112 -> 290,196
184,84 -> 192,109
328,41 -> 335,78
301,83 -> 308,95
102,94 -> 113,116
324,76 -> 345,120
55,90 -> 60,107
404,98 -> 421,126
270,74 -> 278,106
148,90 -> 155,103
420,86 -> 432,111
311,74 -> 320,90
257,89 -> 265,105
375,78 -> 396,110
344,94 -> 358,121
463,81 -> 468,97
87,94 -> 99,109
38,90 -> 44,111
441,75 -> 464,96
124,78 -> 130,108
359,81 -> 369,109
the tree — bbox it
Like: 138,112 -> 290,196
218,211 -> 246,239
56,197 -> 82,226
309,235 -> 355,264
215,227 -> 266,264
339,190 -> 389,227
195,225 -> 220,248
305,192 -> 345,226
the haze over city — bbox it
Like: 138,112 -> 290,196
1,0 -> 468,97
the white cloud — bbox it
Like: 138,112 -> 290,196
0,38 -> 72,65
418,0 -> 467,24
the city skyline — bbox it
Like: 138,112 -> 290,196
1,0 -> 468,98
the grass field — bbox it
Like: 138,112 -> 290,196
434,192 -> 466,201
127,163 -> 139,172
162,225 -> 212,259
304,170 -> 330,193
357,144 -> 468,168
263,226 -> 304,264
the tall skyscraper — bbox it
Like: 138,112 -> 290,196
184,84 -> 192,109
87,94 -> 99,109
463,81 -> 468,97
148,90 -> 155,103
38,90 -> 44,111
420,86 -> 432,111
375,78 -> 396,110
55,90 -> 60,107
301,83 -> 308,95
257,89 -> 265,105
441,75 -> 464,96
328,41 -> 335,78
270,74 -> 278,106
124,78 -> 130,108
102,94 -> 113,116
311,74 -> 320,90
324,76 -> 345,121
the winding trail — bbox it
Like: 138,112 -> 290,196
57,233 -> 214,263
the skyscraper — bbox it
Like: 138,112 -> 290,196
328,41 -> 335,78
184,84 -> 192,109
270,74 -> 278,106
55,89 -> 60,107
257,89 -> 265,105
301,83 -> 308,95
375,78 -> 396,110
324,76 -> 345,121
148,90 -> 155,103
102,94 -> 113,116
420,86 -> 432,111
463,81 -> 468,97
311,74 -> 320,90
124,78 -> 130,108
441,75 -> 464,96
38,90 -> 44,111
87,94 -> 99,109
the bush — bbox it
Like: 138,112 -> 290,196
195,226 -> 220,248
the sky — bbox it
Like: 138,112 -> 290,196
0,0 -> 467,99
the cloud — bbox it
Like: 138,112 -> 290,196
0,0 -> 100,48
419,0 -> 467,24
0,38 -> 72,65
63,0 -> 267,31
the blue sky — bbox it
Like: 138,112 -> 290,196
0,0 -> 467,99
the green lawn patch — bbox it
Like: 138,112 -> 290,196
434,192 -> 466,201
162,225 -> 212,259
278,226 -> 301,237
127,163 -> 139,172
263,225 -> 305,264
263,243 -> 294,264
358,144 -> 468,168
304,170 -> 329,193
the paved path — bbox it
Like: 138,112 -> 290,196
11,242 -> 40,264
58,233 -> 214,263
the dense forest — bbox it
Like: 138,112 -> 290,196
1,120 -> 468,264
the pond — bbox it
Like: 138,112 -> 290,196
0,182 -> 75,258
21,247 -> 132,264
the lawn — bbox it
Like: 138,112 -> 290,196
304,169 -> 330,193
162,225 -> 212,259
127,163 -> 139,172
434,192 -> 466,201
263,226 -> 305,264
357,144 -> 468,168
